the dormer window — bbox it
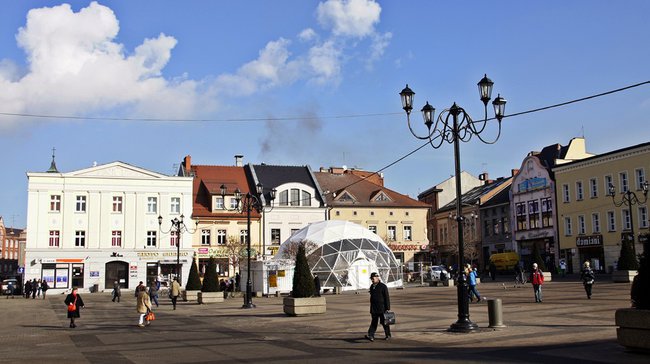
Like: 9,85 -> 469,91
336,191 -> 356,202
373,191 -> 392,202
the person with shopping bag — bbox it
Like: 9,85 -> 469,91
64,287 -> 85,328
136,285 -> 153,327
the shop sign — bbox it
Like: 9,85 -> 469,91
576,235 -> 603,247
196,247 -> 230,258
388,244 -> 421,251
129,264 -> 138,278
137,251 -> 190,259
89,271 -> 100,277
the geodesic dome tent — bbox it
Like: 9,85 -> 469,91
275,220 -> 402,290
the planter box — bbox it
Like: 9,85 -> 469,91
616,308 -> 650,352
283,297 -> 326,316
198,291 -> 224,304
183,290 -> 200,302
542,272 -> 552,282
613,270 -> 638,283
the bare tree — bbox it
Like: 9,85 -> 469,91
280,239 -> 320,267
224,235 -> 246,274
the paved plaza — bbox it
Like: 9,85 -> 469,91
1,276 -> 648,363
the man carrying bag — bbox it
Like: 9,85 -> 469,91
365,272 -> 392,342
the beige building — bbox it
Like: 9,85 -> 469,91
314,167 -> 429,272
553,142 -> 649,273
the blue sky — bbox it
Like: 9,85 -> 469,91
1,1 -> 650,228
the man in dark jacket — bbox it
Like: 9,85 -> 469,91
365,272 -> 391,342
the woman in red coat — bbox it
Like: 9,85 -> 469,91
64,287 -> 85,328
530,263 -> 545,303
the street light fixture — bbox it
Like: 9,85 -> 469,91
399,74 -> 506,332
220,182 -> 276,309
609,181 -> 649,255
158,214 -> 198,285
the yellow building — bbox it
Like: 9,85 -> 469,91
553,142 -> 650,273
314,168 -> 430,272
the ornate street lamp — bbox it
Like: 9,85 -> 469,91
158,214 -> 197,285
220,182 -> 276,309
399,74 -> 506,332
609,181 -> 649,255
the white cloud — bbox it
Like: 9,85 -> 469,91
298,28 -> 318,42
366,32 -> 392,69
317,0 -> 381,38
308,40 -> 342,85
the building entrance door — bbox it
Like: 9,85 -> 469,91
105,261 -> 129,289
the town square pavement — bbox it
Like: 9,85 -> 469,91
0,276 -> 648,363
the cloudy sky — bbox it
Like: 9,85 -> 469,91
1,0 -> 650,227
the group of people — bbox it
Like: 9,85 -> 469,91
25,278 -> 49,299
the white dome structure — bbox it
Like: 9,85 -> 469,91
276,220 -> 403,290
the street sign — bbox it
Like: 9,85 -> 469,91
17,267 -> 24,274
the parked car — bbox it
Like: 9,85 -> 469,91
428,265 -> 449,282
1,278 -> 21,296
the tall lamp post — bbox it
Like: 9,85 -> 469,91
609,181 -> 649,255
158,214 -> 197,285
220,182 -> 276,309
399,74 -> 506,332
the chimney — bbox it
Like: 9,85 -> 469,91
235,155 -> 244,167
183,155 -> 191,172
479,172 -> 488,181
511,168 -> 519,176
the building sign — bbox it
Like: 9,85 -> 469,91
388,244 -> 421,251
129,264 -> 138,278
576,235 -> 603,247
137,251 -> 190,259
197,247 -> 230,258
89,271 -> 100,277
518,177 -> 548,192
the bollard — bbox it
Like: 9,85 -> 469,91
487,298 -> 506,328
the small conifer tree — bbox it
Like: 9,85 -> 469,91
201,257 -> 220,292
631,234 -> 649,309
291,243 -> 315,298
186,259 -> 202,291
531,243 -> 547,272
617,237 -> 639,270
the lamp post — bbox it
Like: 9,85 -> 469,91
158,214 -> 197,285
220,182 -> 276,309
399,74 -> 506,332
609,181 -> 649,255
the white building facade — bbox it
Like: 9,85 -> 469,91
25,161 -> 194,293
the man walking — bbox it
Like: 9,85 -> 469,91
112,281 -> 121,302
365,272 -> 391,342
580,261 -> 595,299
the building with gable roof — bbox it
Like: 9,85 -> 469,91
314,167 -> 429,272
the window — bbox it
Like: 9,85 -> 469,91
335,211 -> 340,216
516,202 -> 527,230
374,192 -> 391,202
622,209 -> 631,230
528,200 -> 540,228
576,181 -> 584,200
405,211 -> 409,216
368,225 -> 377,234
605,175 -> 614,195
493,219 -> 500,235
591,213 -> 600,233
75,196 -> 87,212
607,211 -> 616,232
113,196 -> 123,213
387,226 -> 396,241
170,197 -> 180,214
200,230 -> 211,245
279,190 -> 289,206
271,229 -> 281,244
240,230 -> 247,244
577,215 -> 585,235
484,220 -> 490,236
75,231 -> 86,247
636,168 -> 646,190
147,197 -> 158,214
370,211 -> 375,216
403,226 -> 412,241
290,189 -> 300,206
215,196 -> 224,210
562,184 -> 570,203
302,191 -> 312,206
49,230 -> 60,247
229,197 -> 239,210
353,211 -> 357,216
502,216 -> 510,233
217,230 -> 226,245
50,195 -> 61,212
170,231 -> 179,247
640,207 -> 649,228
619,172 -> 629,193
146,231 -> 157,247
291,229 -> 300,237
564,217 -> 572,236
590,178 -> 598,198
112,231 -> 122,247
541,198 -> 553,227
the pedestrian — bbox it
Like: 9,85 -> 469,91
467,264 -> 485,303
489,262 -> 497,281
64,287 -> 85,328
365,272 -> 391,342
31,278 -> 38,299
559,259 -> 567,277
149,279 -> 159,307
136,285 -> 152,327
220,279 -> 228,299
36,279 -> 42,297
6,280 -> 14,299
134,281 -> 144,297
24,279 -> 32,299
112,281 -> 121,302
41,280 -> 49,300
580,261 -> 595,299
530,263 -> 545,303
235,272 -> 241,291
313,274 -> 321,297
170,277 -> 181,310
